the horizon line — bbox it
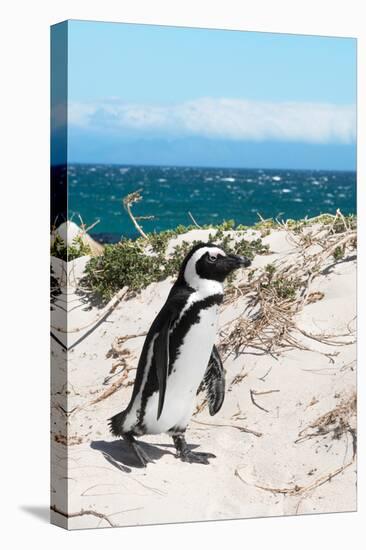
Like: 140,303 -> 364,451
55,161 -> 357,173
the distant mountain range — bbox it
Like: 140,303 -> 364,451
61,129 -> 356,171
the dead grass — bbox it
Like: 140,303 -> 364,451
220,211 -> 356,360
295,393 -> 357,457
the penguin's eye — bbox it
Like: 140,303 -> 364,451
207,255 -> 217,263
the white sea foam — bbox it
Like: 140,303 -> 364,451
272,176 -> 282,181
221,177 -> 236,182
282,188 -> 292,193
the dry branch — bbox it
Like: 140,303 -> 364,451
191,418 -> 262,437
235,461 -> 354,496
123,190 -> 149,239
295,393 -> 357,457
188,211 -> 201,228
220,213 -> 356,360
90,372 -> 131,405
51,504 -> 117,527
250,389 -> 269,413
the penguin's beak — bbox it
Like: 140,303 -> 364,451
228,254 -> 252,269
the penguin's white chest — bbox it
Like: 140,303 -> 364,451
143,303 -> 219,434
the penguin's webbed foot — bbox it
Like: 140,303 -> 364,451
172,434 -> 216,465
178,450 -> 216,465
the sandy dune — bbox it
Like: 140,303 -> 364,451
51,226 -> 356,529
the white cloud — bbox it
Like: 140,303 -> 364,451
68,97 -> 356,144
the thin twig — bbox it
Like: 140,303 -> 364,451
51,505 -> 117,527
235,461 -> 354,496
258,367 -> 272,382
191,418 -> 262,437
90,371 -> 130,405
253,389 -> 280,396
85,219 -> 101,233
250,389 -> 270,413
123,190 -> 148,239
188,211 -> 201,228
51,288 -> 128,335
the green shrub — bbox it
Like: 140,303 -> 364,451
333,246 -> 345,261
81,224 -> 270,303
261,263 -> 300,300
51,234 -> 91,261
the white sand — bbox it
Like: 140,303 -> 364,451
51,227 -> 356,529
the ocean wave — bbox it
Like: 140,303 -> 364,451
67,164 -> 356,237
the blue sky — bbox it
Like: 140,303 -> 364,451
64,20 -> 356,169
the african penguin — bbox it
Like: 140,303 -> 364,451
109,242 -> 251,465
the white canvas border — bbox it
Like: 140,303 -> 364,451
1,1 -> 364,549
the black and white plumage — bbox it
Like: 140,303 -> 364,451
109,242 -> 251,465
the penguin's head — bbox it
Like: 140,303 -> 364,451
177,242 -> 251,290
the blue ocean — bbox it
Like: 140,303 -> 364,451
68,164 -> 356,242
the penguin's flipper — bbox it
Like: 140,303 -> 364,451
203,345 -> 226,416
154,314 -> 174,420
152,286 -> 193,420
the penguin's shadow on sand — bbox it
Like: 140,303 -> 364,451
91,439 -> 175,472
